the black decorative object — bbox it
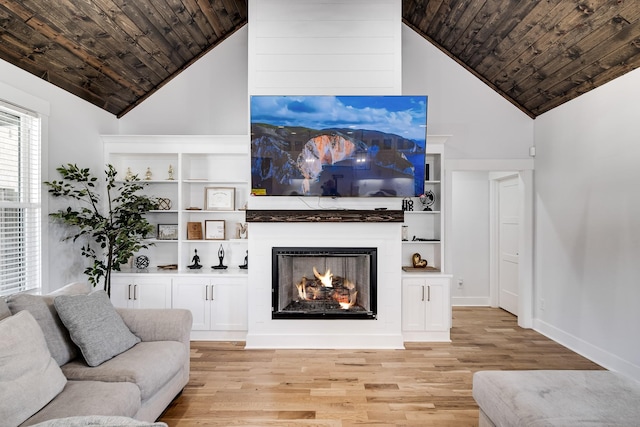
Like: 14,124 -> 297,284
157,198 -> 172,210
402,197 -> 414,211
239,250 -> 248,269
187,249 -> 202,269
135,255 -> 149,270
212,244 -> 228,270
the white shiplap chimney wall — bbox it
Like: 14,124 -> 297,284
245,0 -> 405,348
248,0 -> 402,95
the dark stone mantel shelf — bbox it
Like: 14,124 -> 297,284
246,209 -> 404,223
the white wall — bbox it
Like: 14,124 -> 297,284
402,26 -> 533,160
118,27 -> 249,135
0,60 -> 118,292
450,171 -> 490,305
534,67 -> 640,380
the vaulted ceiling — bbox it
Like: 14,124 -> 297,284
1,1 -> 638,118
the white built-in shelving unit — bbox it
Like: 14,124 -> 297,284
102,135 -> 250,340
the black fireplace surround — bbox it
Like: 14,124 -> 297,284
272,247 -> 377,319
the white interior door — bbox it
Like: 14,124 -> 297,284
498,176 -> 520,315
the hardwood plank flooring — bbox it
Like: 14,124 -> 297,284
159,307 -> 603,426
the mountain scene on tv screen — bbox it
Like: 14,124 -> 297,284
251,123 -> 425,197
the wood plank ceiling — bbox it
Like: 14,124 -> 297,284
0,1 -> 638,118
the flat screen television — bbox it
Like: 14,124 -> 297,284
250,95 -> 427,197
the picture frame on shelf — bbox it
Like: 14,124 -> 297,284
186,222 -> 203,240
205,187 -> 235,211
157,224 -> 178,240
205,220 -> 225,240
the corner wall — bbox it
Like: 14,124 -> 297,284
534,67 -> 640,380
0,60 -> 118,291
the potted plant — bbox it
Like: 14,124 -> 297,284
45,164 -> 158,296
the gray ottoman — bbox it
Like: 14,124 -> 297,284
473,370 -> 640,426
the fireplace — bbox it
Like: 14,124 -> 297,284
272,247 -> 377,319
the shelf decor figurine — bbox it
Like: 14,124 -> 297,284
412,253 -> 428,268
187,249 -> 202,269
212,244 -> 228,270
236,222 -> 248,239
239,250 -> 248,269
167,164 -> 174,180
145,167 -> 152,180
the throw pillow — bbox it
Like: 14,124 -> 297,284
0,310 -> 67,427
54,290 -> 141,367
5,282 -> 91,366
6,293 -> 80,366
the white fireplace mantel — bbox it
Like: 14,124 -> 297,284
246,214 -> 404,349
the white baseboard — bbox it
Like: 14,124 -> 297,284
534,318 -> 640,382
452,296 -> 491,306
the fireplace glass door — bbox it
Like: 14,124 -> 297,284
272,247 -> 377,319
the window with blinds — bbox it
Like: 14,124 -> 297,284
0,100 -> 41,296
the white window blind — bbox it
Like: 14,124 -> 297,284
0,100 -> 41,296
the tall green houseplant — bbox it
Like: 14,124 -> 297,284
45,164 -> 157,296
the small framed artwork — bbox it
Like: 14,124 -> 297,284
157,224 -> 178,240
186,222 -> 203,240
205,187 -> 235,211
205,220 -> 225,240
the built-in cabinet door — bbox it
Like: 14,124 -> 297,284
172,277 -> 212,331
110,276 -> 171,309
402,278 -> 428,331
402,276 -> 450,332
110,278 -> 133,308
210,278 -> 248,331
424,279 -> 449,331
172,276 -> 248,331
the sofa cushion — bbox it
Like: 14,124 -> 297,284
20,381 -> 141,426
0,311 -> 67,427
30,415 -> 167,427
5,282 -> 90,366
54,290 -> 141,367
473,370 -> 640,426
62,341 -> 186,401
0,297 -> 10,320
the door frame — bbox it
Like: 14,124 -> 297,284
445,159 -> 534,328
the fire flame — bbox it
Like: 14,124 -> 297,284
295,279 -> 307,300
313,266 -> 333,288
338,290 -> 357,309
295,267 -> 358,310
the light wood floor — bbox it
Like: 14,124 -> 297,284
159,307 -> 603,426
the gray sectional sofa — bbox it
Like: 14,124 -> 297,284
0,282 -> 192,427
